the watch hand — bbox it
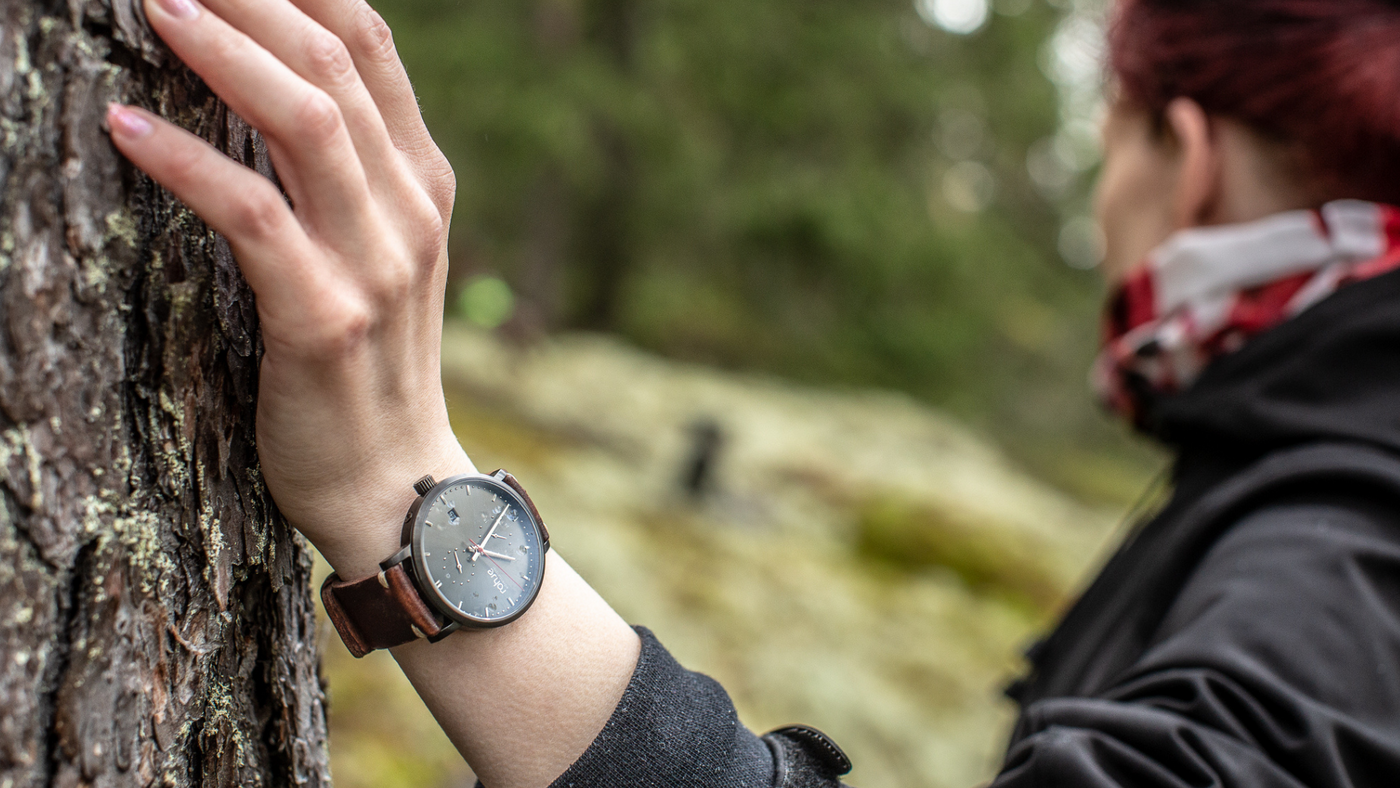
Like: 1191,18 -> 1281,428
480,550 -> 516,562
476,508 -> 509,562
454,550 -> 463,573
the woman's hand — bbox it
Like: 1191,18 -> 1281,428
107,0 -> 473,579
109,3 -> 643,784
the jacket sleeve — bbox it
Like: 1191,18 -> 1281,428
547,628 -> 850,788
994,496 -> 1400,787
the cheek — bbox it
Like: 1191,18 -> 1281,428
1094,161 -> 1135,281
1095,151 -> 1176,282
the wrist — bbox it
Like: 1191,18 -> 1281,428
299,441 -> 476,581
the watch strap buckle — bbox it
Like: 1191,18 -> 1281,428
321,562 -> 446,658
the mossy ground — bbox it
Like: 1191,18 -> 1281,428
316,325 -> 1154,788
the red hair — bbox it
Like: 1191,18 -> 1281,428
1109,0 -> 1400,203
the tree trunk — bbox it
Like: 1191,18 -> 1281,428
571,0 -> 638,332
0,0 -> 331,786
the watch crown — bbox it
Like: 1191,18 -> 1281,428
412,475 -> 436,497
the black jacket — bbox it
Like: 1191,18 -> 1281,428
547,270 -> 1400,788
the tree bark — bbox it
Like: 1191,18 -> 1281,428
0,0 -> 331,786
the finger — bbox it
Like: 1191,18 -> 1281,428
194,0 -> 404,191
106,104 -> 324,326
283,0 -> 455,214
143,0 -> 374,236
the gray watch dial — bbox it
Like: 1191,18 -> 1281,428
412,477 -> 546,626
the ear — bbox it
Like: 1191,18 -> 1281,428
1163,97 -> 1222,227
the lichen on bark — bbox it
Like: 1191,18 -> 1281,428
0,0 -> 331,785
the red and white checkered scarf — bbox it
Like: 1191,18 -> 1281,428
1094,200 -> 1400,425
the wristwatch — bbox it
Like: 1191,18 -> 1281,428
321,470 -> 551,657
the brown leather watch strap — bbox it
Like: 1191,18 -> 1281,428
320,562 -> 445,658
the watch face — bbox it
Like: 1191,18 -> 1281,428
411,476 -> 547,627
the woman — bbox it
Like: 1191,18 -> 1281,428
104,0 -> 1400,784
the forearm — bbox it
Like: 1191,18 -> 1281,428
392,555 -> 640,788
310,449 -> 640,788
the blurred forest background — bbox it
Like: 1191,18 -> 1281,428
392,0 -> 1158,500
318,0 -> 1168,786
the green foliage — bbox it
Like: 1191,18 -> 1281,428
457,275 -> 516,328
379,0 -> 1160,497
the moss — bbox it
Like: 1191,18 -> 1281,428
104,210 -> 139,251
77,211 -> 141,293
443,388 -> 580,470
204,678 -> 253,767
854,498 -> 1065,614
156,390 -> 191,491
114,508 -> 176,597
82,492 -> 177,598
24,69 -> 43,103
68,27 -> 104,61
0,119 -> 15,158
13,27 -> 31,76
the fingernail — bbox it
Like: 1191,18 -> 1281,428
153,0 -> 200,21
107,104 -> 153,138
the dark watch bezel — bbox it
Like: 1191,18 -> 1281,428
389,471 -> 549,631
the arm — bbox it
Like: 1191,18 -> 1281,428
546,628 -> 850,788
106,0 -> 638,784
995,494 -> 1400,787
